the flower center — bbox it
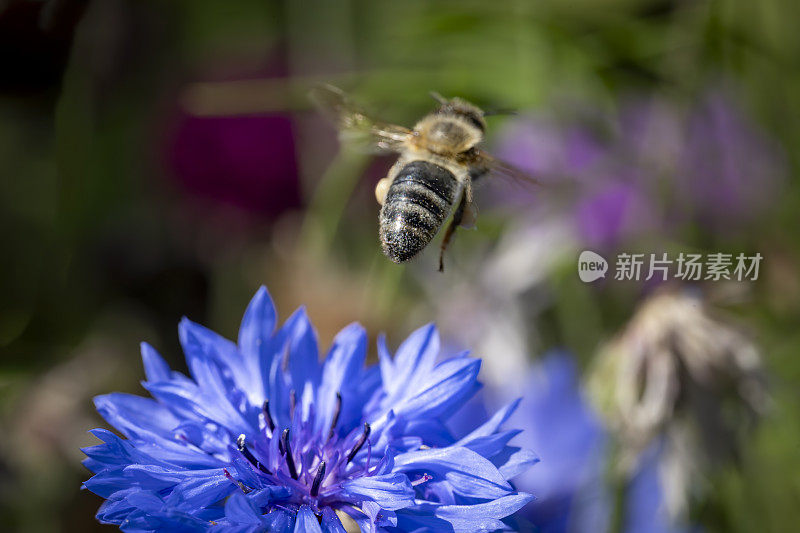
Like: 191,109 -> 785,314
228,391 -> 373,506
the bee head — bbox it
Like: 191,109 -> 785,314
430,93 -> 486,133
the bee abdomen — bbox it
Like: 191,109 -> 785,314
379,160 -> 458,263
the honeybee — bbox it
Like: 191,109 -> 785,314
311,85 -> 538,271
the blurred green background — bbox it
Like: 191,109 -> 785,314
0,0 -> 798,531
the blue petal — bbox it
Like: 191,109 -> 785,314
265,345 -> 293,429
350,365 -> 383,428
107,465 -> 230,509
294,505 -> 323,533
283,307 -> 322,393
224,491 -> 262,525
139,437 -> 223,469
179,318 -> 261,418
397,493 -> 535,533
82,429 -> 169,472
141,343 -> 171,383
394,323 -> 440,375
262,509 -> 295,532
175,320 -> 258,435
236,286 -> 277,403
164,470 -> 234,511
95,488 -> 153,524
238,287 -> 277,350
320,507 -> 347,533
264,307 -> 321,429
402,418 -> 456,447
121,464 -> 186,487
338,506 -> 372,533
172,420 -> 232,463
179,317 -> 240,375
456,399 -> 521,444
247,485 -> 292,509
390,357 -> 481,420
84,468 -> 132,498
141,378 -> 209,422
362,500 -> 398,528
210,525 -> 265,533
435,492 -> 535,527
315,322 -> 367,437
380,324 -> 439,397
341,472 -> 416,511
493,446 -> 540,481
94,393 -> 180,441
119,507 -> 210,533
459,429 -> 523,459
377,334 -> 394,392
394,446 -> 514,500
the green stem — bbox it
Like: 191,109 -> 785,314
299,149 -> 371,257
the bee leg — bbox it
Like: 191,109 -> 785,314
438,194 -> 467,272
459,201 -> 477,229
375,177 -> 392,205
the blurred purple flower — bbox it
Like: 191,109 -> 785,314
575,183 -> 655,250
496,118 -> 606,187
495,114 -> 656,249
677,90 -> 785,230
495,87 -> 786,248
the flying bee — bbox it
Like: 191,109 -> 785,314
311,85 -> 538,271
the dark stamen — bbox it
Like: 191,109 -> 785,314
346,422 -> 371,464
328,393 -> 342,441
289,389 -> 297,419
237,434 -> 272,475
281,428 -> 299,480
224,468 -> 252,494
310,461 -> 326,497
262,400 -> 275,432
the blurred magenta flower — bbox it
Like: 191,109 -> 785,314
167,112 -> 301,216
83,287 -> 536,532
163,51 -> 303,218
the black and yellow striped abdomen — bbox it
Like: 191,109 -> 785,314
379,160 -> 458,263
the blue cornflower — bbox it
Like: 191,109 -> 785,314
83,287 -> 537,532
506,353 -> 691,533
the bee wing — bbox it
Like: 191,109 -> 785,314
467,149 -> 542,187
309,84 -> 412,153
